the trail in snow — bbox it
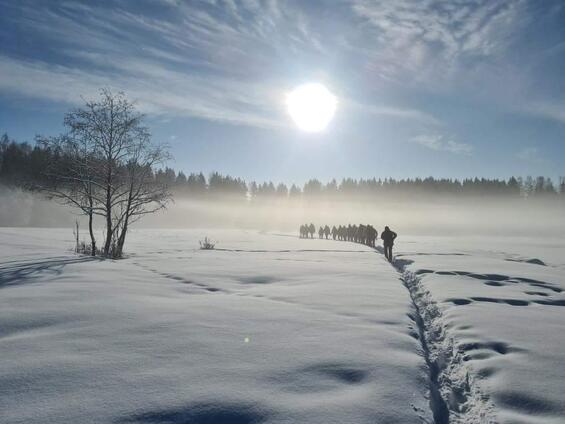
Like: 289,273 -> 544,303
393,236 -> 565,424
267,233 -> 497,423
390,256 -> 495,424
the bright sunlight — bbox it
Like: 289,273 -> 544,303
286,83 -> 337,132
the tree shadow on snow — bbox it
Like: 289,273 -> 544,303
116,402 -> 269,424
0,256 -> 101,289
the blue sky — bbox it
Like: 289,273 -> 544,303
0,0 -> 564,184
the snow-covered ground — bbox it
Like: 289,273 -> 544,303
1,229 -> 564,424
395,236 -> 565,424
0,228 -> 430,424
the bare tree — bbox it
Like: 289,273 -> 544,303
40,89 -> 171,258
111,141 -> 171,257
37,134 -> 103,256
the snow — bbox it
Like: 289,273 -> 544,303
1,229 -> 564,424
395,236 -> 565,424
0,229 -> 431,424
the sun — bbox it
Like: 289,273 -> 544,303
286,83 -> 337,132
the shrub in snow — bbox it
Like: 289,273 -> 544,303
73,221 -> 95,256
75,241 -> 93,255
199,237 -> 216,250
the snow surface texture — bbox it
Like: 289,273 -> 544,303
1,229 -> 564,424
396,236 -> 565,424
0,229 -> 431,424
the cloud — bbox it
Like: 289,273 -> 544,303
516,147 -> 545,163
524,102 -> 565,124
0,0 -> 327,128
346,100 -> 441,126
0,55 -> 285,129
0,0 -> 445,131
0,0 -> 557,135
348,0 -> 528,84
412,134 -> 473,155
444,140 -> 474,155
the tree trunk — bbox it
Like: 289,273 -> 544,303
103,174 -> 113,256
88,209 -> 96,256
104,211 -> 112,256
74,221 -> 79,253
115,198 -> 131,258
114,179 -> 135,259
116,219 -> 128,258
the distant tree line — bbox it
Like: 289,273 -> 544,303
2,133 -> 564,200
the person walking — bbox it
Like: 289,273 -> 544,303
381,226 -> 397,262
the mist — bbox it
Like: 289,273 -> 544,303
2,184 -> 563,238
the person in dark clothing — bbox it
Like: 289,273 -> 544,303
367,225 -> 377,247
381,226 -> 397,262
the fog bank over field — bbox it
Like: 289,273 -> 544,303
2,185 -> 564,237
145,196 -> 565,237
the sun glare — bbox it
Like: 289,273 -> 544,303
286,83 -> 337,132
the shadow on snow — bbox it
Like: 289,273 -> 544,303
0,256 -> 102,289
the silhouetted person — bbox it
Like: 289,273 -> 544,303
371,225 -> 378,247
309,223 -> 315,239
301,224 -> 309,238
324,225 -> 330,239
318,226 -> 324,239
381,226 -> 397,262
364,224 -> 370,246
332,226 -> 337,240
367,225 -> 379,247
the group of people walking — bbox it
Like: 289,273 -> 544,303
299,223 -> 398,261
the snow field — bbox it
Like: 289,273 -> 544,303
0,229 -> 432,424
3,229 -> 563,423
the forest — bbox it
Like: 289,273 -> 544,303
1,132 -> 564,201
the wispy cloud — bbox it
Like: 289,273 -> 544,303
0,0 -> 325,128
0,55 -> 285,128
0,0 -> 452,130
412,134 -> 473,155
349,0 -> 528,83
346,100 -> 441,126
516,146 -> 547,164
0,0 -> 562,133
524,102 -> 565,124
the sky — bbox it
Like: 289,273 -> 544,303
0,0 -> 564,185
